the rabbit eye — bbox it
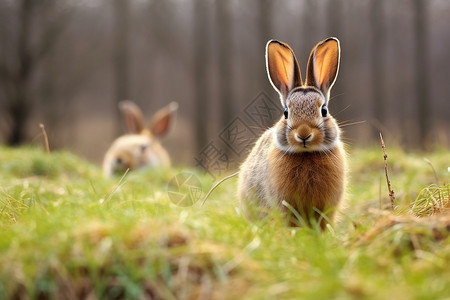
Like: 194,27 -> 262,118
116,157 -> 123,165
284,107 -> 288,119
321,105 -> 328,117
140,144 -> 148,152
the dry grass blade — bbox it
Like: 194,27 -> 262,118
39,123 -> 50,155
424,158 -> 440,185
200,171 -> 239,207
380,133 -> 395,210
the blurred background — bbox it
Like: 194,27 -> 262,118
0,0 -> 449,167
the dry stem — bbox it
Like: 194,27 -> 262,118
380,133 -> 395,210
40,123 -> 50,155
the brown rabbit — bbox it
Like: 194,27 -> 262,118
238,38 -> 347,228
102,101 -> 178,177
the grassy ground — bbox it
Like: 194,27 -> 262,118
0,145 -> 449,299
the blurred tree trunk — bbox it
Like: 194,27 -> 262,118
113,0 -> 130,134
327,0 -> 341,35
1,0 -> 70,145
303,0 -> 317,53
327,0 -> 349,125
193,0 -> 209,153
370,0 -> 385,137
216,0 -> 233,141
7,0 -> 34,145
258,0 -> 271,94
413,0 -> 430,148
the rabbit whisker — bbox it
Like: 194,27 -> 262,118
338,120 -> 366,128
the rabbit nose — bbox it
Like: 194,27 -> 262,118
295,133 -> 312,141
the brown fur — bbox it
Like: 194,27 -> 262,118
268,142 -> 346,227
238,38 -> 345,228
238,128 -> 346,228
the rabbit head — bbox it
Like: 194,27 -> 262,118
267,38 -> 341,153
102,101 -> 178,177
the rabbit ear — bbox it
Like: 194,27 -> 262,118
306,37 -> 340,101
266,40 -> 302,106
119,101 -> 145,133
148,102 -> 178,137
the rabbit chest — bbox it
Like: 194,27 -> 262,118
267,143 -> 346,211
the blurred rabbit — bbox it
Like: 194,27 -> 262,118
103,101 -> 178,177
238,38 -> 347,229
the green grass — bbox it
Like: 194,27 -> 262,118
0,145 -> 449,299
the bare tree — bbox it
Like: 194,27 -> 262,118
258,0 -> 272,95
327,0 -> 341,36
113,0 -> 131,134
413,0 -> 430,147
4,0 -> 34,145
370,0 -> 386,137
0,0 -> 71,145
303,0 -> 318,52
216,0 -> 233,140
193,0 -> 210,153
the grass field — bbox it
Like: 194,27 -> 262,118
0,145 -> 449,299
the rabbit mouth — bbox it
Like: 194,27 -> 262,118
294,133 -> 312,148
288,129 -> 327,152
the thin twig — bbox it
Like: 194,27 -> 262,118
424,158 -> 440,185
39,123 -> 50,155
380,133 -> 395,210
200,171 -> 240,207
